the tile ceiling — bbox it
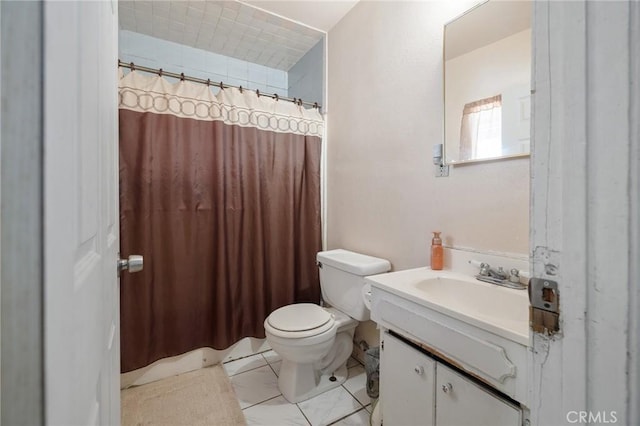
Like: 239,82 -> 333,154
118,1 -> 325,71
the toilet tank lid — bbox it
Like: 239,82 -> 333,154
317,249 -> 391,276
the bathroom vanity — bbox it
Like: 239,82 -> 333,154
367,268 -> 530,426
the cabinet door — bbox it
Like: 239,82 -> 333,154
381,332 -> 436,426
436,363 -> 521,426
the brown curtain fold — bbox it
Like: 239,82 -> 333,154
119,109 -> 322,373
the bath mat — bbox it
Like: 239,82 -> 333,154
121,364 -> 246,425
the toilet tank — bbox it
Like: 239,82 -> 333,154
317,249 -> 391,321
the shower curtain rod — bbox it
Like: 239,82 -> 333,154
118,60 -> 321,110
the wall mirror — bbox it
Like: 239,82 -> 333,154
444,0 -> 532,165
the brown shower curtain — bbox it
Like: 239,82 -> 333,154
118,71 -> 323,373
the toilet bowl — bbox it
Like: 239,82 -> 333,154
265,304 -> 358,402
264,249 -> 391,403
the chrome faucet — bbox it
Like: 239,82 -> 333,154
469,260 -> 526,290
488,266 -> 508,280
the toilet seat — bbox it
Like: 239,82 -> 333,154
266,303 -> 335,339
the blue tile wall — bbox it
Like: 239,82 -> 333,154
119,30 -> 288,95
287,38 -> 324,106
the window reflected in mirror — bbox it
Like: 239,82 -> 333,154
460,94 -> 502,160
444,1 -> 532,164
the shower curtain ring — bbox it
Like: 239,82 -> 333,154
206,78 -> 211,86
239,86 -> 243,93
256,89 -> 260,98
130,62 -> 135,71
180,73 -> 185,81
314,102 -> 318,109
158,68 -> 163,77
219,81 -> 224,90
274,93 -> 279,101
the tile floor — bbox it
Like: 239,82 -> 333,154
224,351 -> 372,426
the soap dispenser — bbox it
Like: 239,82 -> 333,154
431,232 -> 443,270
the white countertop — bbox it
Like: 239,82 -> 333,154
366,267 -> 531,346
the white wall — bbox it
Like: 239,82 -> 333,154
119,30 -> 288,95
1,1 -> 45,423
445,29 -> 531,161
326,1 -> 529,354
327,1 -> 529,270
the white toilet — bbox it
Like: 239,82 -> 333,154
264,249 -> 390,403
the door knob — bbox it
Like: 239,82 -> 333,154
118,255 -> 143,276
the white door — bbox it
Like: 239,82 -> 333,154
43,1 -> 121,424
381,332 -> 436,426
435,363 -> 521,426
529,2 -> 639,424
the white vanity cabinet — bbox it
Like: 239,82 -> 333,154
381,332 -> 522,426
436,362 -> 521,426
381,332 -> 436,426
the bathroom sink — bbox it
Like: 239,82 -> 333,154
412,276 -> 527,327
366,268 -> 530,345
